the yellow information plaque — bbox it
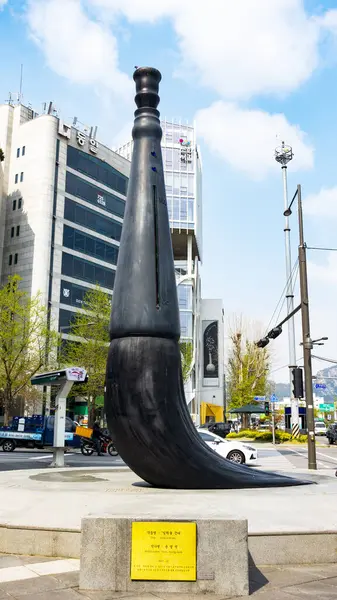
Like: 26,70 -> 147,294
130,521 -> 197,581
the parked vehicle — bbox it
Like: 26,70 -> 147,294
327,424 -> 337,445
196,428 -> 257,465
199,421 -> 231,438
314,421 -> 327,436
0,414 -> 81,452
80,435 -> 118,456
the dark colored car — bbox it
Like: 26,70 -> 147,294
200,421 -> 231,439
327,424 -> 337,445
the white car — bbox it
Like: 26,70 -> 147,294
197,428 -> 257,465
314,421 -> 327,436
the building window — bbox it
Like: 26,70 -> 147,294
177,284 -> 192,310
18,198 -> 22,209
60,279 -> 112,309
63,225 -> 119,265
16,225 -> 20,237
65,172 -> 125,218
66,146 -> 128,196
11,227 -> 14,238
180,311 -> 193,338
64,198 -> 122,241
15,174 -> 18,184
22,146 -> 25,156
16,148 -> 20,158
61,252 -> 115,289
12,200 -> 16,211
20,172 -> 24,182
14,253 -> 18,265
8,255 -> 12,266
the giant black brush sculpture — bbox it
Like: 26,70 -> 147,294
105,67 -> 308,489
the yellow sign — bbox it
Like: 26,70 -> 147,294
130,522 -> 196,581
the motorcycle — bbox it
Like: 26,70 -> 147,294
80,435 -> 118,457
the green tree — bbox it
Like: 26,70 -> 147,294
180,341 -> 193,383
61,286 -> 111,426
0,275 -> 59,425
227,323 -> 270,411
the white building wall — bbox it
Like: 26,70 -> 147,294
1,106 -> 57,302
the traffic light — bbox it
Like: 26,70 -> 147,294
264,401 -> 270,416
256,337 -> 270,348
292,367 -> 304,398
267,326 -> 282,339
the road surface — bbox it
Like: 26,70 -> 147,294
0,449 -> 125,471
1,444 -> 337,472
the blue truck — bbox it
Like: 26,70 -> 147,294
0,414 -> 81,452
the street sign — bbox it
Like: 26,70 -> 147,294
270,394 -> 278,403
315,383 -> 327,389
254,396 -> 265,401
319,403 -> 334,412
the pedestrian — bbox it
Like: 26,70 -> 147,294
92,422 -> 104,456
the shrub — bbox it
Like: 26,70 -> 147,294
226,429 -> 307,443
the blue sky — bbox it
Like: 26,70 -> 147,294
1,0 -> 337,383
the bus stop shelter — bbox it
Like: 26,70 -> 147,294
229,404 -> 265,429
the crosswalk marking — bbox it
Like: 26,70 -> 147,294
255,449 -> 296,470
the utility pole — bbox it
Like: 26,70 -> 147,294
275,142 -> 299,437
297,185 -> 317,469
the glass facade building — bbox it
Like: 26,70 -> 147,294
57,133 -> 129,334
117,120 -> 202,415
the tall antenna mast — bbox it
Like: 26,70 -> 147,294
19,64 -> 23,103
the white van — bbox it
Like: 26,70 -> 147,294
314,421 -> 327,436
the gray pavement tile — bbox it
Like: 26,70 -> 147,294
0,557 -> 25,570
18,557 -> 62,566
52,572 -> 79,588
249,591 -> 303,599
151,595 -> 227,600
283,579 -> 337,598
252,565 -> 330,589
76,593 -> 160,600
0,556 -> 60,569
13,588 -> 85,600
0,575 -> 65,596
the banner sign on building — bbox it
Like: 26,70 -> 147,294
202,320 -> 219,387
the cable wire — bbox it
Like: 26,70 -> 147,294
307,246 -> 337,252
265,259 -> 299,334
312,354 -> 337,365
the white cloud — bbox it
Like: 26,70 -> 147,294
317,8 -> 337,34
305,187 -> 337,218
195,101 -> 314,180
88,0 -> 321,101
26,0 -> 132,100
0,0 -> 7,8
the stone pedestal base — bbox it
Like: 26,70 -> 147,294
80,517 -> 249,597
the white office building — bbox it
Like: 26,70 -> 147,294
0,100 -> 129,344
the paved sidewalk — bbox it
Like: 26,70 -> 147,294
0,555 -> 337,599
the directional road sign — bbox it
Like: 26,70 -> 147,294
270,394 -> 278,403
315,383 -> 327,389
319,403 -> 334,412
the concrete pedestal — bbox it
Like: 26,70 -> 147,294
80,517 -> 249,597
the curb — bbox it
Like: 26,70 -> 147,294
0,523 -> 336,566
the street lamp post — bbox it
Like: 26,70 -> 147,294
283,184 -> 317,469
275,142 -> 300,437
297,185 -> 317,469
